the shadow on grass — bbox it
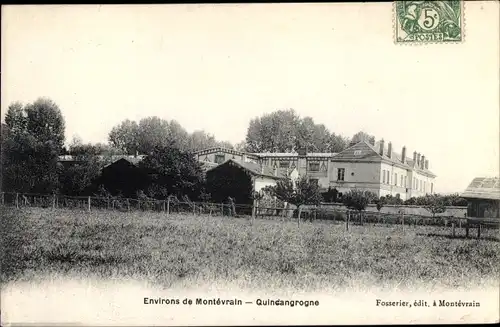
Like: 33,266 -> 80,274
416,232 -> 500,242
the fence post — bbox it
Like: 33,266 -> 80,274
193,203 -> 196,215
452,222 -> 456,238
401,212 -> 405,231
88,196 -> 91,212
162,200 -> 166,212
127,198 -> 130,211
251,199 -> 256,224
16,193 -> 19,209
1,192 -> 4,205
166,197 -> 170,217
477,224 -> 481,239
346,210 -> 349,231
465,223 -> 469,238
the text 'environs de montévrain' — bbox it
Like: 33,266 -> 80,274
144,297 -> 320,307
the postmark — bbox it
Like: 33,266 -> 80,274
395,1 -> 463,44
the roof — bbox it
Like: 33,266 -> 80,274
195,147 -> 339,160
331,140 -> 436,176
461,177 -> 500,200
206,159 -> 289,179
58,154 -> 146,164
102,156 -> 146,168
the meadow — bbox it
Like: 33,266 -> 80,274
1,206 -> 499,293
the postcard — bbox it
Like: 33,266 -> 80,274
1,2 -> 499,325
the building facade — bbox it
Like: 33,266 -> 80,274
194,140 -> 437,201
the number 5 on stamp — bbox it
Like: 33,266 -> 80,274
394,0 -> 463,44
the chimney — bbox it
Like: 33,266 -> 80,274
379,139 -> 385,156
387,142 -> 392,158
425,159 -> 429,170
401,146 -> 406,164
413,151 -> 417,166
421,155 -> 426,169
417,153 -> 421,168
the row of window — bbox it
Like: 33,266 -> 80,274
213,154 -> 435,192
382,170 -> 408,187
381,170 -> 434,193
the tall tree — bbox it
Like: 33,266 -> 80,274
108,119 -> 139,154
166,119 -> 189,150
327,133 -> 350,153
138,145 -> 205,200
108,117 -> 231,154
136,116 -> 171,154
351,131 -> 376,145
3,98 -> 65,193
245,109 -> 299,152
244,109 -> 350,153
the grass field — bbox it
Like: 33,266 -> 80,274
1,206 -> 499,292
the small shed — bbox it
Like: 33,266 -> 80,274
460,177 -> 500,219
91,158 -> 149,198
205,159 -> 287,205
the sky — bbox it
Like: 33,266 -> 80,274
1,3 -> 499,194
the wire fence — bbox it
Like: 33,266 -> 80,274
1,192 -> 497,237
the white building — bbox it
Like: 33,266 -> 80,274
195,139 -> 437,201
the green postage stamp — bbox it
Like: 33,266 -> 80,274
395,1 -> 463,43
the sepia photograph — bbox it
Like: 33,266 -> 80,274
1,2 -> 499,325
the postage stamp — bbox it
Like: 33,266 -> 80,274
395,1 -> 463,44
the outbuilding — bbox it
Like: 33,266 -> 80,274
205,159 -> 292,205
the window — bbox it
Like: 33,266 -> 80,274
309,162 -> 320,171
424,181 -> 426,192
431,183 -> 434,193
279,161 -> 290,168
309,178 -> 319,186
405,176 -> 407,188
215,154 -> 225,164
400,175 -> 404,187
382,170 -> 386,184
337,168 -> 345,181
354,150 -> 362,155
394,173 -> 398,186
387,171 -> 391,185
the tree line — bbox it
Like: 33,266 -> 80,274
1,98 -> 375,198
1,97 -> 466,212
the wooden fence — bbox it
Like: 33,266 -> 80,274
1,192 -> 497,238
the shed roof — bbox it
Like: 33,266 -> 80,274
461,177 -> 500,200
